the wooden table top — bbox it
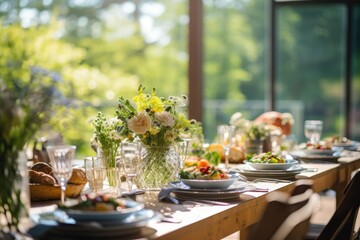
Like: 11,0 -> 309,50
28,154 -> 360,240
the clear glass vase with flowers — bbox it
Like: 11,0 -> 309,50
92,112 -> 123,186
116,85 -> 194,190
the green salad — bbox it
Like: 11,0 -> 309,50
246,152 -> 286,163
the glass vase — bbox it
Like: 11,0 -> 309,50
134,145 -> 181,191
246,139 -> 264,154
97,146 -> 119,187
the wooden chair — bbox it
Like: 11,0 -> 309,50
306,170 -> 360,240
248,185 -> 319,240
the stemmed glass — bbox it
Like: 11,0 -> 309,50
46,145 -> 76,204
217,125 -> 235,169
304,120 -> 323,144
121,142 -> 141,193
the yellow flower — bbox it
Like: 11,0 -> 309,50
149,126 -> 160,135
149,95 -> 164,112
133,93 -> 148,112
176,113 -> 191,129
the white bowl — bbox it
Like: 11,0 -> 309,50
244,159 -> 299,170
180,174 -> 238,189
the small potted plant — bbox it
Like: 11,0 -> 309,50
230,112 -> 267,154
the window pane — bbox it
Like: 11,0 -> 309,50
275,5 -> 346,143
203,0 -> 267,142
1,0 -> 188,156
351,6 -> 360,140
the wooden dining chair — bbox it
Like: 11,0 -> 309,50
248,186 -> 319,240
290,179 -> 314,197
306,169 -> 360,240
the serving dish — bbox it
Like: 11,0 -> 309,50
244,159 -> 299,170
180,174 -> 238,189
61,199 -> 144,222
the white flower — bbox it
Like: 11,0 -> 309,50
127,111 -> 151,134
164,129 -> 176,142
155,111 -> 175,127
230,112 -> 249,128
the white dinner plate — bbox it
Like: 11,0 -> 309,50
62,199 -> 144,222
180,174 -> 239,189
244,159 -> 299,170
170,180 -> 248,192
290,150 -> 340,163
172,185 -> 256,200
231,164 -> 303,180
303,149 -> 337,156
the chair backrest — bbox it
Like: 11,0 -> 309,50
248,185 -> 319,240
290,179 -> 314,197
317,170 -> 360,240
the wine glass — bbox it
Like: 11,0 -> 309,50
304,120 -> 323,144
46,145 -> 76,204
121,142 -> 141,193
217,125 -> 235,169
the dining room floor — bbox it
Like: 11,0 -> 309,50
222,190 -> 360,240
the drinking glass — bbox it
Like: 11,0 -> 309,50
46,145 -> 76,204
84,157 -> 106,194
121,142 -> 141,193
174,139 -> 191,166
304,120 -> 323,144
217,125 -> 235,169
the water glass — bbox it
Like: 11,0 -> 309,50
217,125 -> 235,169
83,157 -> 105,193
174,139 -> 191,166
46,145 -> 76,204
304,120 -> 323,144
105,167 -> 122,197
121,142 -> 141,193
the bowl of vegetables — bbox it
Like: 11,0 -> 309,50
179,159 -> 238,189
245,152 -> 298,170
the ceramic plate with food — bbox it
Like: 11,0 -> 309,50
180,174 -> 239,189
245,152 -> 298,170
58,195 -> 144,221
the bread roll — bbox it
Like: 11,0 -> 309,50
31,162 -> 53,175
207,143 -> 245,163
68,168 -> 87,185
29,170 -> 56,185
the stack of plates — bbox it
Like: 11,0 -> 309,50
231,160 -> 303,180
169,180 -> 252,200
28,200 -> 159,240
290,149 -> 340,162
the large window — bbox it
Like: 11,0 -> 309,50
1,0 -> 359,156
351,6 -> 360,140
0,0 -> 188,156
270,1 -> 360,142
202,0 -> 267,142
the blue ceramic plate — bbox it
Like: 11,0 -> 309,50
62,199 -> 144,222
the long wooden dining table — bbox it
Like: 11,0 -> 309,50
29,153 -> 360,240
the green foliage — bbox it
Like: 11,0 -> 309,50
0,22 -> 60,231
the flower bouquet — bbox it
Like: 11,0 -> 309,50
92,112 -> 123,186
116,85 -> 194,190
